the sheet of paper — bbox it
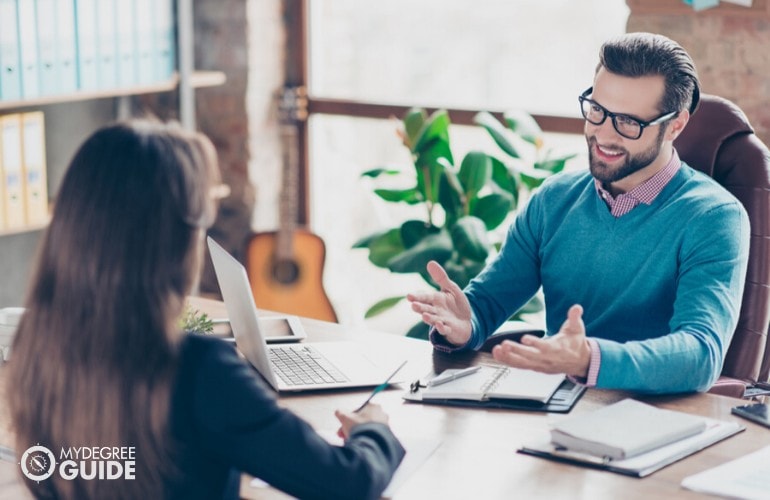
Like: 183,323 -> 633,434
250,431 -> 441,497
681,445 -> 770,500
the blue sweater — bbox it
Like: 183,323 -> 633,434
464,165 -> 750,394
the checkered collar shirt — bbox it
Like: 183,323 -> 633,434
594,150 -> 682,218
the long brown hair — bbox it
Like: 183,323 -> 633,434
7,120 -> 219,499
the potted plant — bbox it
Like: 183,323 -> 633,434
354,107 -> 575,338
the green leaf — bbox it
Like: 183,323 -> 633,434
473,111 -> 519,159
360,167 -> 402,178
490,156 -> 519,206
413,109 -> 451,154
443,258 -> 486,289
458,151 -> 492,199
415,139 -> 451,204
472,192 -> 514,230
374,188 -> 422,204
438,168 -> 465,227
387,232 -> 453,274
366,229 -> 404,267
352,229 -> 388,249
364,296 -> 406,318
504,109 -> 543,146
517,294 -> 544,315
400,220 -> 440,248
406,321 -> 431,340
450,216 -> 491,261
519,167 -> 552,190
403,108 -> 427,148
535,153 -> 577,174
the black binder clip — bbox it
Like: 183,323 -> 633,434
409,380 -> 427,393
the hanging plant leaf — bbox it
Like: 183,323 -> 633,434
400,220 -> 440,249
450,216 -> 491,261
374,187 -> 422,204
504,109 -> 543,146
360,167 -> 403,178
438,168 -> 465,227
387,232 -> 453,274
535,153 -> 577,173
473,111 -> 519,159
406,321 -> 431,340
365,228 -> 404,267
458,151 -> 492,199
412,109 -> 451,154
364,296 -> 406,318
403,108 -> 427,148
472,192 -> 514,230
490,156 -> 519,206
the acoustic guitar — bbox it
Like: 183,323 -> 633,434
246,86 -> 338,322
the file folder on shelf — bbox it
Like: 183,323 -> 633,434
134,0 -> 155,85
18,0 -> 41,99
96,0 -> 118,89
153,0 -> 175,82
57,0 -> 78,94
0,114 -> 28,228
116,0 -> 137,87
0,0 -> 23,101
75,0 -> 99,91
21,112 -> 48,226
37,0 -> 60,96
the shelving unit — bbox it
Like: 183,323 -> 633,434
0,0 -> 224,306
0,71 -> 226,112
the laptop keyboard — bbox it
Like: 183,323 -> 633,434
269,345 -> 349,386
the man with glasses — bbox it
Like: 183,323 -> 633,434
408,32 -> 750,394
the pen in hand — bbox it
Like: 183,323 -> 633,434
353,360 -> 408,413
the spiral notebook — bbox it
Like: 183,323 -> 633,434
403,365 -> 585,413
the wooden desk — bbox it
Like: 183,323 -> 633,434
2,296 -> 770,499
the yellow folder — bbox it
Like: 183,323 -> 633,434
21,112 -> 48,225
0,114 -> 27,228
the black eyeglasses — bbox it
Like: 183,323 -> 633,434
578,87 -> 677,140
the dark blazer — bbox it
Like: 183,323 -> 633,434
165,335 -> 405,500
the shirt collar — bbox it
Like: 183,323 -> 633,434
594,149 -> 681,206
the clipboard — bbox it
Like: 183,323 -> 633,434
403,376 -> 586,413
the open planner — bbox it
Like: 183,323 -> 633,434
403,364 -> 586,413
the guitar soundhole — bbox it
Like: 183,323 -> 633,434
271,259 -> 300,285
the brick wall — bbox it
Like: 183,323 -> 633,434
627,9 -> 770,145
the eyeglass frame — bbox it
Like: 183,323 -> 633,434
578,87 -> 678,140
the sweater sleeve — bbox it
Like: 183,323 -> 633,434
191,340 -> 405,500
593,201 -> 750,393
461,186 -> 545,350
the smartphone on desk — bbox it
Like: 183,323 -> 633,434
731,403 -> 770,429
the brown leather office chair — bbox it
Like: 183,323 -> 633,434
675,94 -> 770,398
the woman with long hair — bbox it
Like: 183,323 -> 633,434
7,120 -> 404,500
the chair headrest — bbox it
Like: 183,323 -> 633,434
674,94 -> 754,176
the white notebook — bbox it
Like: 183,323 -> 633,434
419,365 -> 564,403
550,398 -> 708,460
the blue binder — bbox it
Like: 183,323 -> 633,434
0,0 -> 22,100
134,0 -> 154,85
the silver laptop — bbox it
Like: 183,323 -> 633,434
207,236 -> 396,392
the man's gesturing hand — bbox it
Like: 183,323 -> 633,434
491,304 -> 592,378
406,260 -> 473,346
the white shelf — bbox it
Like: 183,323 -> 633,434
0,71 -> 226,111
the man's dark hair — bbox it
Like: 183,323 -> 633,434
598,32 -> 700,115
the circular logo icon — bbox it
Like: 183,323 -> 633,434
20,445 -> 56,482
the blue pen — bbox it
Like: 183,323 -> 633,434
353,360 -> 407,413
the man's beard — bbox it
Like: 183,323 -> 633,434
587,126 -> 666,184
